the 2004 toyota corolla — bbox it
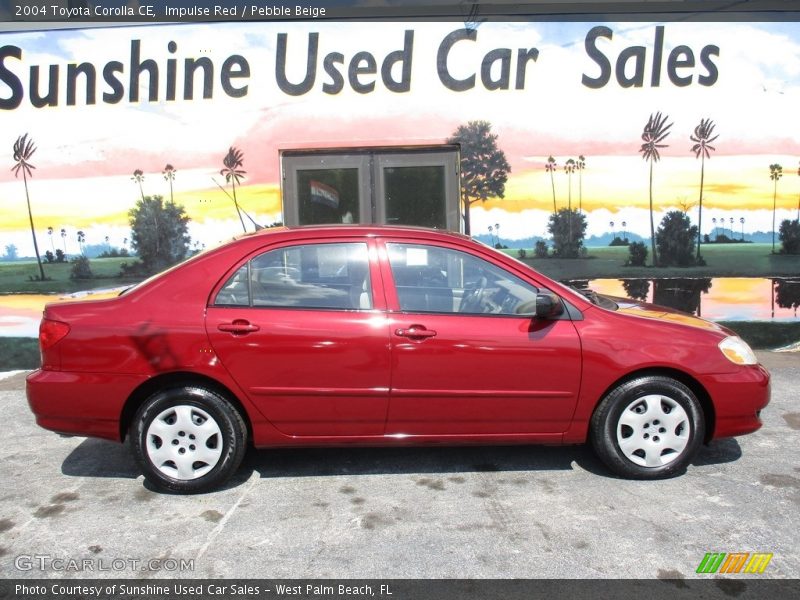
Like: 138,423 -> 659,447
26,226 -> 770,493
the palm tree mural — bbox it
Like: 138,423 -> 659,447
47,226 -> 54,251
11,134 -> 46,281
545,156 -> 558,216
564,158 -> 576,211
740,217 -> 745,241
564,158 -> 576,246
163,163 -> 176,204
131,169 -> 145,201
221,146 -> 248,232
690,118 -> 718,260
132,168 -> 160,253
769,163 -> 783,253
77,230 -> 86,255
576,155 -> 586,213
639,112 -> 673,266
60,228 -> 67,253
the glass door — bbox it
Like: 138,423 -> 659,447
282,154 -> 371,226
282,148 -> 460,231
374,151 -> 458,230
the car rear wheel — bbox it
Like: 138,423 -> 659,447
590,376 -> 704,479
130,386 -> 247,493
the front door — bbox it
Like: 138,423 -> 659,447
206,240 -> 391,437
381,241 -> 582,436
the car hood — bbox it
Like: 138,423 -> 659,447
608,296 -> 729,334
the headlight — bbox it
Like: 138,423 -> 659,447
719,336 -> 758,365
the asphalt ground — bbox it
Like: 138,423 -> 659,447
0,351 -> 797,581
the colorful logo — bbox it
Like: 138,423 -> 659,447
696,552 -> 773,574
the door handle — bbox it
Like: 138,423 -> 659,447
395,326 -> 437,339
218,320 -> 260,335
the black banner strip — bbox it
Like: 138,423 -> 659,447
2,1 -> 800,24
1,579 -> 800,600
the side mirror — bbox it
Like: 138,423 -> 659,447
535,292 -> 564,319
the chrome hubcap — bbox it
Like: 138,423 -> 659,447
616,394 -> 690,468
145,405 -> 222,480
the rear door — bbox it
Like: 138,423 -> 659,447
380,240 -> 582,436
206,239 -> 391,437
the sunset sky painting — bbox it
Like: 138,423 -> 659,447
1,20 -> 799,253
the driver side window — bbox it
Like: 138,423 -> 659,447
386,243 -> 538,315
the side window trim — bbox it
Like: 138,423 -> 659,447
245,260 -> 252,307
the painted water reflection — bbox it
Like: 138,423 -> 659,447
0,279 -> 797,338
572,278 -> 800,322
0,288 -> 124,337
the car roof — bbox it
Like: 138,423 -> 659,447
238,224 -> 473,242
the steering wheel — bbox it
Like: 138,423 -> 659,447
460,276 -> 487,313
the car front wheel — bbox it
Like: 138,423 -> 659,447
590,376 -> 705,479
130,386 -> 247,493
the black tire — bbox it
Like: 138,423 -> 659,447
130,386 -> 247,493
590,376 -> 705,480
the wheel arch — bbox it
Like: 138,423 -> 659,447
120,372 -> 254,444
593,367 -> 716,443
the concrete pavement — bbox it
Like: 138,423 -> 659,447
0,352 -> 797,579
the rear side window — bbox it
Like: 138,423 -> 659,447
214,242 -> 372,310
214,264 -> 250,306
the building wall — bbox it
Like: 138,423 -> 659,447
1,20 -> 798,254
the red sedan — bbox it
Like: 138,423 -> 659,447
27,226 -> 770,492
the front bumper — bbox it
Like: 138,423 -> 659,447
705,364 -> 771,439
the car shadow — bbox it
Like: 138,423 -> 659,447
59,436 -> 745,492
242,444 -> 591,478
691,437 -> 743,466
61,438 -> 140,479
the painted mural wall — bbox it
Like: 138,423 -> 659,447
1,20 -> 799,344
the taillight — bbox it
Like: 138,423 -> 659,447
39,318 -> 70,351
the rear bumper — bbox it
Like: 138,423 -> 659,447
705,364 -> 771,439
26,369 -> 146,442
